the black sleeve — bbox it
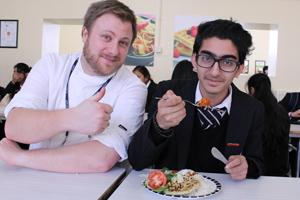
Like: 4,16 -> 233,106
128,81 -> 172,170
0,81 -> 20,101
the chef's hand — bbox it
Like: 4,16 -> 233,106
156,90 -> 186,130
71,87 -> 113,135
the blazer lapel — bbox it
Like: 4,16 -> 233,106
224,84 -> 252,157
175,79 -> 198,169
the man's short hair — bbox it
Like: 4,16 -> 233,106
83,0 -> 137,45
193,19 -> 253,64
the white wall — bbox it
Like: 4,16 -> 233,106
0,0 -> 299,95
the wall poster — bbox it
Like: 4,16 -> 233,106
255,60 -> 265,74
124,14 -> 156,66
0,20 -> 18,48
173,16 -> 214,67
242,60 -> 249,74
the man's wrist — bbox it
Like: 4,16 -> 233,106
152,111 -> 173,138
289,112 -> 293,119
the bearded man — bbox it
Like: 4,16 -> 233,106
0,0 -> 146,173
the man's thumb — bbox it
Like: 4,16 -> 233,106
90,87 -> 106,102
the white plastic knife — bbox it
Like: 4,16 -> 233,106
211,147 -> 228,164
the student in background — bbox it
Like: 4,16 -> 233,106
263,66 -> 268,75
0,63 -> 31,101
133,65 -> 157,113
279,92 -> 300,123
172,60 -> 197,80
247,73 -> 290,176
0,63 -> 31,150
279,92 -> 300,177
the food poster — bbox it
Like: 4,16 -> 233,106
255,60 -> 265,74
242,60 -> 249,74
125,14 -> 156,66
173,16 -> 214,67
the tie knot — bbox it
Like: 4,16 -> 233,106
197,106 -> 227,130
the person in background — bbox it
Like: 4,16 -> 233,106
133,65 -> 157,113
0,63 -> 31,150
279,92 -> 300,177
0,87 -> 3,99
279,92 -> 300,123
0,0 -> 146,173
247,73 -> 290,177
171,60 -> 197,80
263,66 -> 268,75
0,63 -> 31,101
128,19 -> 265,180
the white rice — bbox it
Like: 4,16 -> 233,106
187,174 -> 216,196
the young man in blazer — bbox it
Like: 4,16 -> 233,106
128,19 -> 265,180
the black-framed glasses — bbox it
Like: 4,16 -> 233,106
195,54 -> 240,73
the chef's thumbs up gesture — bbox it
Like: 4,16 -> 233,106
71,87 -> 113,135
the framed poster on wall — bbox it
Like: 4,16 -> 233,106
242,60 -> 249,74
0,20 -> 18,48
124,15 -> 155,66
255,60 -> 265,74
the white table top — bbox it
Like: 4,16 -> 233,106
109,169 -> 300,200
0,158 -> 125,200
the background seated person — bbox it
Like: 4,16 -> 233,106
0,63 -> 31,101
172,60 -> 197,80
279,92 -> 300,123
247,73 -> 290,176
0,0 -> 146,173
279,92 -> 300,177
0,62 -> 31,150
133,65 -> 157,113
128,19 -> 264,180
263,65 -> 268,75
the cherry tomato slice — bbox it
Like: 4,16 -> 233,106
148,170 -> 167,190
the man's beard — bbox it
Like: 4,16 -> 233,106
83,40 -> 122,76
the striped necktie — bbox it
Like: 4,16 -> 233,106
197,106 -> 227,130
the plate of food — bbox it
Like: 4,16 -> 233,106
142,168 -> 221,199
125,15 -> 155,66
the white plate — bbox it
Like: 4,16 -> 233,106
143,175 -> 221,199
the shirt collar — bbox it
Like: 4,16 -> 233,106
195,81 -> 232,114
146,80 -> 151,88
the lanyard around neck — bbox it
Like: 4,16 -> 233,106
61,57 -> 114,146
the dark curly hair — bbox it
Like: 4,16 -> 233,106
193,19 -> 254,64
